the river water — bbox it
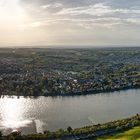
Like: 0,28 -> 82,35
0,89 -> 140,135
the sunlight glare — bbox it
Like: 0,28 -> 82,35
0,0 -> 27,28
0,97 -> 24,128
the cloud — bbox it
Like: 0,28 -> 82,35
41,3 -> 63,9
1,0 -> 140,46
55,3 -> 140,17
20,0 -> 140,29
18,2 -> 140,30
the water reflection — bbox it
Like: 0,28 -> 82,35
0,97 -> 35,135
1,98 -> 23,124
0,89 -> 140,135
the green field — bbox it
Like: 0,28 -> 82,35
98,127 -> 140,140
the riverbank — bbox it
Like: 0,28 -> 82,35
1,84 -> 140,98
1,115 -> 140,140
44,85 -> 140,97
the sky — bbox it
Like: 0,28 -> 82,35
0,0 -> 140,47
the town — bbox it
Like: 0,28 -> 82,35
1,47 -> 140,96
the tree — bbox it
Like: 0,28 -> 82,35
0,131 -> 2,137
67,126 -> 73,133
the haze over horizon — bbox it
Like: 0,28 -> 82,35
0,0 -> 140,47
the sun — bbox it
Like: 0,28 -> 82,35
0,0 -> 27,27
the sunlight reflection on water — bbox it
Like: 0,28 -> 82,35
0,97 -> 37,135
0,89 -> 140,135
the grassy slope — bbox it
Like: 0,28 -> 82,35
97,127 -> 140,140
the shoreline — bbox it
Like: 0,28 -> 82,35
1,85 -> 140,97
1,115 -> 140,140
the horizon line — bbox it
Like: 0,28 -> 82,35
0,45 -> 140,49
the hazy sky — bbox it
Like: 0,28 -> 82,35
0,0 -> 140,47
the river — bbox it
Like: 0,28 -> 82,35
0,89 -> 140,135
